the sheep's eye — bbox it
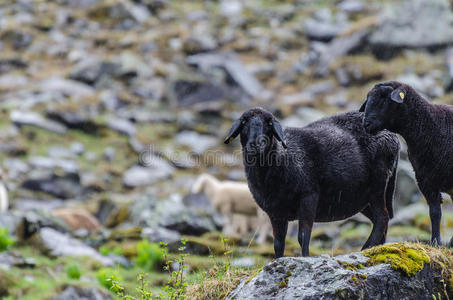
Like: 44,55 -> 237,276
269,121 -> 273,125
242,120 -> 246,124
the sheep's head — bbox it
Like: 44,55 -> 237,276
360,81 -> 407,134
224,107 -> 286,154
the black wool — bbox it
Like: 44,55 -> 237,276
225,107 -> 400,257
362,81 -> 453,246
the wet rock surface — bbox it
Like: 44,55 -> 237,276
228,250 -> 448,300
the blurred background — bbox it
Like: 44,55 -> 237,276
0,0 -> 452,298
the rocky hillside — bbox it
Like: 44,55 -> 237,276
0,0 -> 452,299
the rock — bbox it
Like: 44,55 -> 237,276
0,251 -> 36,269
52,208 -> 101,231
69,57 -> 118,85
1,30 -> 33,50
396,73 -> 444,99
338,0 -> 365,13
130,194 -> 217,235
390,203 -> 428,227
186,52 -> 265,98
107,117 -> 136,137
281,108 -> 325,128
171,79 -> 227,107
304,8 -> 348,42
175,131 -> 218,155
227,244 -> 450,299
370,0 -> 453,59
123,156 -> 174,187
0,58 -> 27,74
219,0 -> 243,17
39,77 -> 95,99
30,227 -> 113,266
28,156 -> 78,173
446,47 -> 453,92
315,29 -> 369,76
10,110 -> 67,134
394,159 -> 421,210
21,172 -> 82,199
51,286 -> 112,300
46,111 -> 100,134
232,257 -> 256,268
142,227 -> 181,244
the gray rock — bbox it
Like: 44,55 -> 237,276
338,0 -> 365,13
16,210 -> 70,240
30,227 -> 113,266
10,110 -> 67,134
141,227 -> 181,244
175,131 -> 217,155
315,29 -> 369,76
394,159 -> 421,210
446,47 -> 453,92
123,157 -> 174,187
107,117 -> 136,137
28,156 -> 78,173
46,111 -> 100,134
370,0 -> 453,58
232,257 -> 256,268
390,202 -> 428,227
21,171 -> 82,199
397,73 -> 444,99
51,286 -> 112,300
39,77 -> 95,99
281,108 -> 325,128
0,252 -> 35,269
131,194 -> 217,235
187,52 -> 265,98
0,58 -> 27,74
69,57 -> 118,85
304,8 -> 348,42
219,1 -> 243,17
171,79 -> 227,107
228,250 -> 447,300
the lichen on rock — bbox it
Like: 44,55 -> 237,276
362,243 -> 430,276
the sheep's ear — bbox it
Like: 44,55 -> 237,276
359,99 -> 367,112
390,87 -> 405,104
271,119 -> 287,149
224,119 -> 243,144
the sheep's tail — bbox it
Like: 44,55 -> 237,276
385,159 -> 398,219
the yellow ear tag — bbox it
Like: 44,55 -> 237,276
229,137 -> 234,143
399,92 -> 405,100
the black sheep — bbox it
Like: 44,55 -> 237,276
361,81 -> 453,246
224,107 -> 400,257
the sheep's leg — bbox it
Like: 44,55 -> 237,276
298,219 -> 313,257
361,200 -> 389,250
422,189 -> 442,246
361,206 -> 387,245
270,218 -> 288,258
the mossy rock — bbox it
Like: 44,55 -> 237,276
362,243 -> 430,276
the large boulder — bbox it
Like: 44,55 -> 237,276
227,243 -> 452,300
370,0 -> 453,59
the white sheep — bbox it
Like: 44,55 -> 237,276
191,173 -> 271,244
0,170 -> 8,212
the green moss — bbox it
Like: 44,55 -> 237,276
362,243 -> 430,276
277,277 -> 288,289
244,267 -> 263,284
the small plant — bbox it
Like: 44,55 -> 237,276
65,263 -> 82,280
135,240 -> 164,271
0,227 -> 14,252
112,239 -> 189,300
160,239 -> 189,299
96,268 -> 123,292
